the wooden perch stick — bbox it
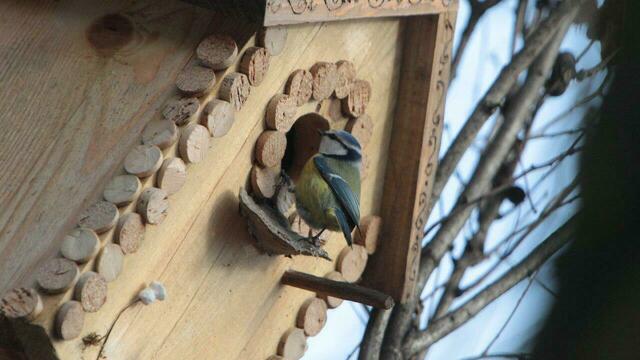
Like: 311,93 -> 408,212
281,270 -> 395,310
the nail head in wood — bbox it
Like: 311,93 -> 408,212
103,174 -> 141,207
334,60 -> 356,99
266,94 -> 297,132
162,97 -> 200,126
354,215 -> 381,255
196,34 -> 238,70
36,258 -> 80,294
55,301 -> 84,340
78,200 -> 119,234
250,165 -> 280,199
318,271 -> 345,308
310,62 -> 338,101
179,123 -> 210,164
157,157 -> 187,195
239,46 -> 270,86
74,271 -> 107,313
137,187 -> 169,225
296,297 -> 327,336
0,288 -> 43,321
346,113 -> 374,149
142,120 -> 179,149
277,327 -> 307,360
115,212 -> 145,254
219,72 -> 251,111
342,79 -> 371,118
124,144 -> 163,178
337,244 -> 368,283
255,130 -> 287,168
285,69 -> 313,106
175,65 -> 216,96
202,99 -> 235,138
61,228 -> 101,263
281,270 -> 394,309
96,243 -> 124,282
257,26 -> 288,56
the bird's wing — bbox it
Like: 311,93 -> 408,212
330,207 -> 353,246
313,156 -> 360,231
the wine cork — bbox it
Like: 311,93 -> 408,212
103,174 -> 141,207
239,47 -> 270,86
317,271 -> 346,308
55,301 -> 84,340
345,114 -> 374,149
250,165 -> 280,199
36,258 -> 80,294
137,187 -> 169,225
78,200 -> 119,234
115,212 -> 145,254
354,215 -> 381,255
310,62 -> 338,101
219,72 -> 251,111
175,65 -> 217,96
255,131 -> 287,168
162,97 -> 200,126
74,271 -> 107,313
179,123 -> 210,164
196,34 -> 238,70
277,328 -> 307,360
142,120 -> 179,149
265,94 -> 297,132
257,26 -> 288,56
296,297 -> 327,336
157,157 -> 187,195
201,99 -> 235,138
61,228 -> 100,263
0,288 -> 43,321
336,245 -> 368,283
96,243 -> 124,282
334,60 -> 356,99
342,79 -> 371,118
285,69 -> 313,106
124,144 -> 163,178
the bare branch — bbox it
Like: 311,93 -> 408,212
429,0 -> 586,214
358,309 -> 391,360
401,216 -> 578,357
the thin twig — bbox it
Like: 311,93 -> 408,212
481,274 -> 537,355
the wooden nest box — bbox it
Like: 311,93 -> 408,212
0,1 -> 458,359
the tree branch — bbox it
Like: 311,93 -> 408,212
358,309 -> 392,360
428,0 -> 586,214
401,215 -> 578,357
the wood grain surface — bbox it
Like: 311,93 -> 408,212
0,4 -> 405,359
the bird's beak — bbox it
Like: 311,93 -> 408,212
316,129 -> 325,136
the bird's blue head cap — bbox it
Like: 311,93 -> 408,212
318,129 -> 362,161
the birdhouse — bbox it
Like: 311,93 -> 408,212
0,1 -> 458,359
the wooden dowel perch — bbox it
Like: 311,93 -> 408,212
281,270 -> 395,310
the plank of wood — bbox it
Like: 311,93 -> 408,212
363,12 -> 458,303
264,0 -> 457,26
0,0 -> 214,296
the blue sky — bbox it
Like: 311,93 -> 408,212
306,1 -> 604,359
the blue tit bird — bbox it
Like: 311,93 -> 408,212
295,129 -> 361,246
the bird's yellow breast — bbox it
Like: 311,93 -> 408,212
295,155 -> 360,231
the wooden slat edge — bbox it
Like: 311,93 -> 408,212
363,11 -> 457,303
